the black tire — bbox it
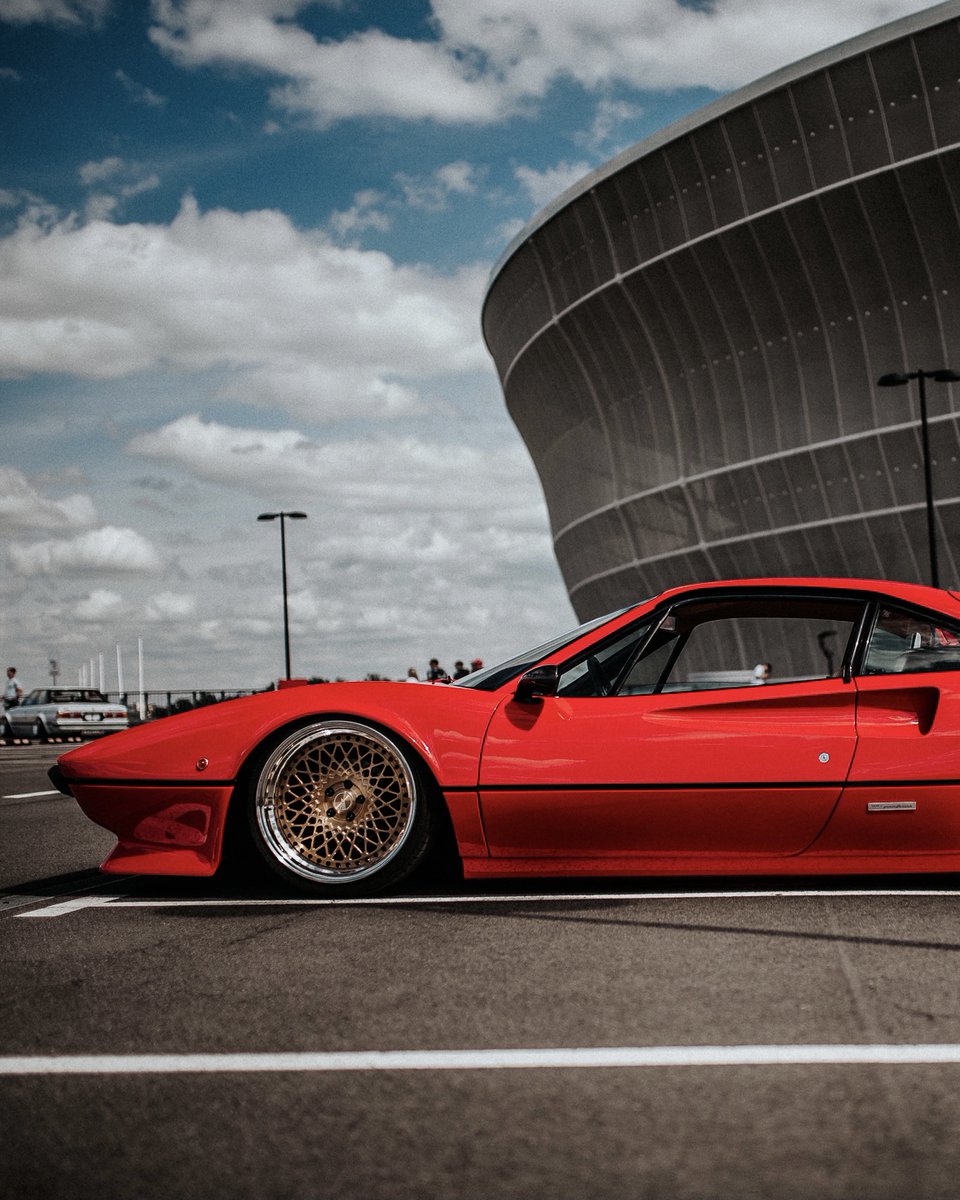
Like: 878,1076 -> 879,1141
31,720 -> 48,744
245,719 -> 436,897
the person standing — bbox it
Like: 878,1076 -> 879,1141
426,658 -> 447,682
3,667 -> 23,710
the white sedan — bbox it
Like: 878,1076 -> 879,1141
2,688 -> 129,742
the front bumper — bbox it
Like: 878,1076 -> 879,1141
49,766 -> 234,876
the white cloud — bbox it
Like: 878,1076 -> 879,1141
121,174 -> 161,199
514,160 -> 594,210
149,7 -> 512,126
146,0 -> 934,126
0,195 -> 489,419
9,526 -> 162,576
75,588 -> 123,620
286,588 -> 319,622
329,163 -> 485,240
111,409 -> 573,683
126,413 -> 545,526
328,190 -> 392,239
0,465 -> 97,531
494,216 -> 526,247
78,157 -> 161,200
1,404 -> 573,686
114,68 -> 166,108
0,0 -> 108,25
144,590 -> 197,621
578,97 -> 645,155
396,161 -> 485,212
78,156 -> 125,186
77,157 -> 162,222
436,162 -> 481,195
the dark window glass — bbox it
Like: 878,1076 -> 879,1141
558,621 -> 654,697
863,607 -> 960,675
662,609 -> 856,691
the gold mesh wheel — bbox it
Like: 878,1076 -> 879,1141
254,721 -> 418,885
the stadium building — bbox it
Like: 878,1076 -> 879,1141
482,2 -> 960,621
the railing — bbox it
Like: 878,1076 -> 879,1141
105,690 -> 257,720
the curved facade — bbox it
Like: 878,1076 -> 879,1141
483,2 -> 960,620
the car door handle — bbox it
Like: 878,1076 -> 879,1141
855,687 -> 939,735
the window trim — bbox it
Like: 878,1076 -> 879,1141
558,587 -> 873,698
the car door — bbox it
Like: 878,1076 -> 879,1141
813,602 -> 960,854
8,690 -> 44,734
479,593 -> 863,861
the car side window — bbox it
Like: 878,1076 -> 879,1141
556,596 -> 863,697
862,606 -> 960,675
649,597 -> 861,694
557,621 -> 653,697
619,633 -> 680,695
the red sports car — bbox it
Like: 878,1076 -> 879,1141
50,577 -> 960,895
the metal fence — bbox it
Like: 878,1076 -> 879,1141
105,690 -> 257,720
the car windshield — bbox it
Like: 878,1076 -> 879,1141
452,604 -> 642,691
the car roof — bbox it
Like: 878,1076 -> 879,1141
526,577 -> 960,677
651,576 -> 960,614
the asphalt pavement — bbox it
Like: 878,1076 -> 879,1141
4,743 -> 960,1199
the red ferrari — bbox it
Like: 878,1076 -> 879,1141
50,577 -> 960,895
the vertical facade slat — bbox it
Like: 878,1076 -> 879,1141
484,8 -> 960,619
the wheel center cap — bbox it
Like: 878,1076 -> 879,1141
332,791 -> 354,814
322,780 -> 363,815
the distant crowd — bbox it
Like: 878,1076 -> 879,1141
0,657 -> 488,718
405,657 -> 483,684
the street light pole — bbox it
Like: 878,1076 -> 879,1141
878,369 -> 960,589
257,511 -> 308,679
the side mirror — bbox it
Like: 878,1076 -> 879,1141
514,664 -> 560,704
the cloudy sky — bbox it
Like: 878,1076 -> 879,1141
0,0 -> 936,694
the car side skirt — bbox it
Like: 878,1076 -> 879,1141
461,851 -> 960,879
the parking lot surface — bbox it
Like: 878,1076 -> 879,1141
4,743 -> 960,1199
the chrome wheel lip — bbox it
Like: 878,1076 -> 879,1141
254,720 -> 418,885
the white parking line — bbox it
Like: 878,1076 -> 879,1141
3,875 -> 134,916
16,894 -> 116,917
18,887 -> 960,917
2,790 -> 60,799
5,1043 -> 960,1075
